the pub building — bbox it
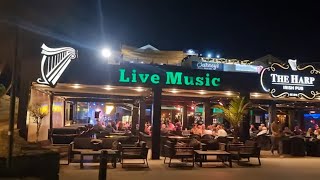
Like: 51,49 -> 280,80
2,42 -> 320,160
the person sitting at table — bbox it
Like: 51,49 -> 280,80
191,124 -> 203,136
145,123 -> 152,135
314,127 -> 320,139
93,120 -> 105,133
293,126 -> 303,135
105,122 -> 115,133
249,124 -> 257,137
167,120 -> 175,131
215,124 -> 227,138
306,128 -> 313,137
283,127 -> 293,136
258,124 -> 266,131
203,125 -> 213,135
257,127 -> 268,136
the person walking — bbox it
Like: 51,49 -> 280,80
271,120 -> 281,154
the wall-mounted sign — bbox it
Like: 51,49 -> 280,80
37,43 -> 77,87
260,60 -> 320,99
191,61 -> 223,71
200,57 -> 252,65
118,68 -> 221,87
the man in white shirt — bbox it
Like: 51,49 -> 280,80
216,125 -> 228,138
257,127 -> 268,136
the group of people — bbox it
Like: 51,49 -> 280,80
93,119 -> 131,133
190,123 -> 228,137
249,121 -> 320,154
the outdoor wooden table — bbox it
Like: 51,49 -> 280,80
194,150 -> 232,168
168,136 -> 190,140
80,149 -> 119,169
110,132 -> 126,136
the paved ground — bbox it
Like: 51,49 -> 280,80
60,156 -> 320,180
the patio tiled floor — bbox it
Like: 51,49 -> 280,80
60,154 -> 320,180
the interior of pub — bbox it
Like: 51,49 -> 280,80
29,82 -> 320,142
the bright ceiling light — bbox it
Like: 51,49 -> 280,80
101,48 -> 112,58
106,105 -> 114,115
72,84 -> 81,89
252,93 -> 261,97
170,89 -> 179,93
199,90 -> 206,95
207,53 -> 212,58
104,85 -> 113,90
216,54 -> 220,58
134,87 -> 145,92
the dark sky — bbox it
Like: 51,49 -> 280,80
2,0 -> 320,62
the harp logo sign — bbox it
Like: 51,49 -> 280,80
37,44 -> 77,87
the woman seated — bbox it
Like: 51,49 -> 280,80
293,126 -> 303,135
191,124 -> 203,136
283,127 -> 293,136
306,128 -> 313,137
160,123 -> 169,135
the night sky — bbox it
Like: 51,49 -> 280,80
2,0 -> 320,62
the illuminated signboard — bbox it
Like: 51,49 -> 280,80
191,61 -> 223,71
118,68 -> 221,87
260,60 -> 320,99
37,43 -> 77,87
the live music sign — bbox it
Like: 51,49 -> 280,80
260,60 -> 320,99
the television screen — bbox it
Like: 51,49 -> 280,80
304,113 -> 320,130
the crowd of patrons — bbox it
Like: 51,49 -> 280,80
92,120 -> 131,133
144,119 -> 230,138
249,123 -> 320,140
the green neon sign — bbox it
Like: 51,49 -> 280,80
119,68 -> 221,87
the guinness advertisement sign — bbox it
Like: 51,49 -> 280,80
260,60 -> 320,100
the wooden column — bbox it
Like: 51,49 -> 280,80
17,79 -> 30,139
49,94 -> 54,129
203,100 -> 211,127
268,102 -> 277,128
131,105 -> 139,135
240,93 -> 250,141
151,87 -> 162,159
182,105 -> 188,130
139,100 -> 146,132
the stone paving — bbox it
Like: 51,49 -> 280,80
60,155 -> 320,180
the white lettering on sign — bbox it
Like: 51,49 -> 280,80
270,74 -> 315,86
196,62 -> 220,70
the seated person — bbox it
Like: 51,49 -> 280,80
167,120 -> 175,131
249,124 -> 257,137
257,127 -> 268,136
306,128 -> 313,137
105,122 -> 115,133
215,124 -> 227,138
293,126 -> 303,135
315,127 -> 320,139
93,120 -> 105,132
161,123 -> 169,135
283,127 -> 293,136
203,125 -> 213,135
191,124 -> 203,136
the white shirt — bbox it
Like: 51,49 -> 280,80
257,130 -> 268,136
204,130 -> 213,135
217,129 -> 228,137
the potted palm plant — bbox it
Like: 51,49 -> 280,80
215,96 -> 250,143
28,103 -> 49,142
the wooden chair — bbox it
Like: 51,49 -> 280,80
163,141 -> 194,167
119,141 -> 149,168
228,141 -> 261,165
